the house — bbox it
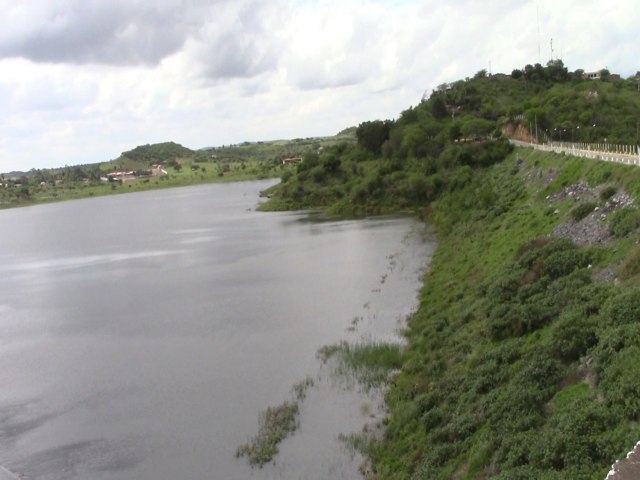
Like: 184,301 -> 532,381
151,165 -> 168,176
106,171 -> 136,182
583,71 -> 601,80
583,70 -> 620,81
282,157 -> 303,165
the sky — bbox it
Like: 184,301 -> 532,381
0,0 -> 638,172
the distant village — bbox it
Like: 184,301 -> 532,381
102,164 -> 168,183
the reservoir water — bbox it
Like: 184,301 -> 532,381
0,180 -> 435,480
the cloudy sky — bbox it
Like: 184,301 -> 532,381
0,0 -> 637,171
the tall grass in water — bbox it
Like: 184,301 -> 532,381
317,341 -> 403,389
235,375 -> 314,467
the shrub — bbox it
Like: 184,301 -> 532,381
619,244 -> 640,279
593,323 -> 640,374
515,236 -> 552,259
609,207 -> 640,237
547,309 -> 598,362
600,185 -> 617,201
540,248 -> 591,279
570,202 -> 596,221
492,465 -> 567,480
600,288 -> 640,326
488,303 -> 528,340
544,269 -> 592,309
599,346 -> 640,419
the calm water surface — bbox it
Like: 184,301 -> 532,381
0,180 -> 435,479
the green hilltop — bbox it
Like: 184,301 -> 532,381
260,61 -> 640,216
261,61 -> 640,479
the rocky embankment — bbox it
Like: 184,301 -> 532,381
549,182 -> 634,246
530,173 -> 640,480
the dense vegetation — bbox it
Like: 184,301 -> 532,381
260,61 -> 640,478
365,149 -> 640,479
261,62 -> 640,217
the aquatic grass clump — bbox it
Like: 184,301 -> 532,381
292,376 -> 315,400
235,401 -> 299,467
339,431 -> 374,455
236,375 -> 315,467
318,341 -> 403,389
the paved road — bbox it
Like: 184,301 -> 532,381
510,139 -> 640,166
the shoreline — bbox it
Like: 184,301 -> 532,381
0,173 -> 279,212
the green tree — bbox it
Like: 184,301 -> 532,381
599,69 -> 611,81
430,96 -> 448,120
355,120 -> 393,156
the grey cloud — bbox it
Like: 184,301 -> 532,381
0,0 -> 211,65
199,30 -> 278,80
193,1 -> 286,81
0,0 -> 287,79
295,68 -> 365,91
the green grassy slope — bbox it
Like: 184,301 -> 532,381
259,62 -> 640,479
366,147 -> 640,479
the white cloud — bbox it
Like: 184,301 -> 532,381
0,0 -> 638,172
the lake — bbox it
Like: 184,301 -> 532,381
0,180 -> 435,480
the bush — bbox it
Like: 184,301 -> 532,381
619,244 -> 640,278
488,303 -> 528,340
599,346 -> 640,419
492,465 -> 567,480
547,309 -> 598,362
570,202 -> 596,221
540,248 -> 591,279
609,207 -> 640,237
600,185 -> 617,201
601,288 -> 640,326
593,323 -> 640,375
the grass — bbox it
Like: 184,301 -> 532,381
317,341 -> 403,390
292,376 -> 315,401
236,375 -> 315,467
323,147 -> 640,480
235,401 -> 299,467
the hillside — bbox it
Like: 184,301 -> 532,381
0,133 -> 355,209
260,61 -> 640,216
261,61 -> 640,479
366,147 -> 640,479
